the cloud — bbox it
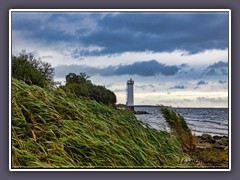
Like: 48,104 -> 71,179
79,12 -> 229,55
218,80 -> 227,84
203,61 -> 228,76
170,84 -> 185,89
196,97 -> 228,103
40,55 -> 54,59
55,59 -> 182,78
135,84 -> 155,90
54,64 -> 100,78
197,80 -> 208,85
112,89 -> 125,93
12,12 -> 97,45
12,12 -> 229,56
109,60 -> 180,76
183,99 -> 193,102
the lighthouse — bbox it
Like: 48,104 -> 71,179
126,78 -> 134,110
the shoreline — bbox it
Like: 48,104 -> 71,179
195,133 -> 228,150
191,133 -> 229,168
133,106 -> 228,137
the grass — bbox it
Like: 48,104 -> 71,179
160,106 -> 195,152
191,148 -> 228,168
12,78 -> 193,168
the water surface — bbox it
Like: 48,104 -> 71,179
134,106 -> 229,136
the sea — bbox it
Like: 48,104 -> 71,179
134,106 -> 229,136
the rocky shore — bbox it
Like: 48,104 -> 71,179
196,133 -> 228,150
192,133 -> 229,168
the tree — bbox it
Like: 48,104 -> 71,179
66,72 -> 91,85
65,83 -> 90,97
12,50 -> 54,88
63,72 -> 116,105
89,85 -> 116,105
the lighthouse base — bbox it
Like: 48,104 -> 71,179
126,106 -> 134,111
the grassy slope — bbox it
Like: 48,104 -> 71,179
11,79 -> 193,168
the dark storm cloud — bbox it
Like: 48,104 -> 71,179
54,64 -> 100,78
79,12 -> 229,55
12,12 -> 229,55
55,60 -> 182,78
12,18 -> 41,32
12,13 -> 80,43
109,60 -> 180,76
203,61 -> 228,76
197,80 -> 208,85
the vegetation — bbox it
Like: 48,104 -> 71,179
160,106 -> 195,152
192,148 -> 228,168
61,73 -> 116,105
11,50 -> 116,105
12,50 -> 54,88
12,79 -> 192,168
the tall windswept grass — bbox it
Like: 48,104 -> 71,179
160,106 -> 195,152
12,79 -> 192,168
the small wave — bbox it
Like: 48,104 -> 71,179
188,124 -> 228,132
185,118 -> 228,126
191,129 -> 228,136
136,107 -> 229,136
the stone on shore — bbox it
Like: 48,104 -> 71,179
196,133 -> 228,150
194,134 -> 228,167
199,133 -> 216,144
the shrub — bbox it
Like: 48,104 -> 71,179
12,50 -> 54,88
62,73 -> 116,105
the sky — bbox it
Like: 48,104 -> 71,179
11,11 -> 229,107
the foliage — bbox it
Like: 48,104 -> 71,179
12,50 -> 54,88
62,73 -> 116,105
160,106 -> 195,152
89,85 -> 116,105
66,72 -> 91,85
12,79 -> 192,168
190,148 -> 228,168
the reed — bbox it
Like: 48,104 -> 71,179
160,106 -> 195,152
12,79 -> 193,168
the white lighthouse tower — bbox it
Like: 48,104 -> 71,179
126,78 -> 134,110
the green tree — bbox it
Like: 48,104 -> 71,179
12,50 -> 54,88
66,72 -> 91,85
89,85 -> 116,105
63,72 -> 116,105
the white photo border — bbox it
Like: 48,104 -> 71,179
9,9 -> 231,171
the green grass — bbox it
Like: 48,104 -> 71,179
12,78 -> 193,168
160,106 -> 195,152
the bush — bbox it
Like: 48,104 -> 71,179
12,50 -> 54,88
62,73 -> 116,105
